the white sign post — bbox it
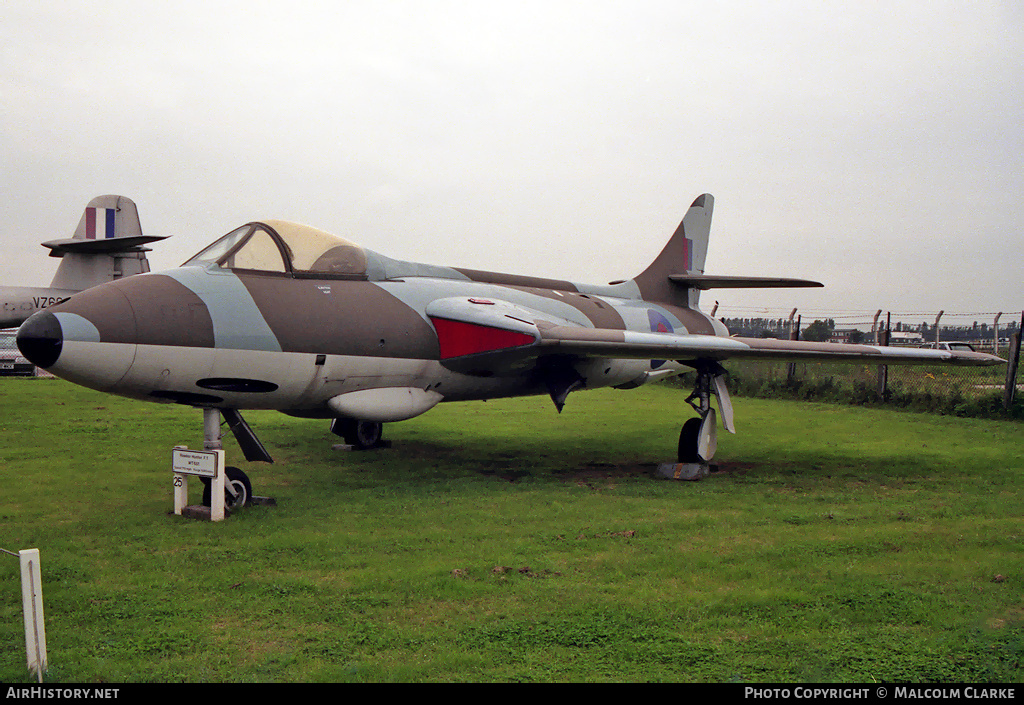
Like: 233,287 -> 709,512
172,446 -> 225,521
19,548 -> 47,682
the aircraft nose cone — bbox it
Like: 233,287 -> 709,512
17,311 -> 63,368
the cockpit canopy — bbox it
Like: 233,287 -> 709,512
183,220 -> 368,278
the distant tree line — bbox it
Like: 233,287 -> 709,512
719,317 -> 836,340
720,318 -> 792,338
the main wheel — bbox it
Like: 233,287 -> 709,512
333,419 -> 383,449
678,418 -> 703,463
201,466 -> 252,510
351,420 -> 383,449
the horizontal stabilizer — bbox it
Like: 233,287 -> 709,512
43,195 -> 165,257
668,274 -> 823,290
42,235 -> 167,256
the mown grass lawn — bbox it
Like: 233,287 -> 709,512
1,378 -> 1022,682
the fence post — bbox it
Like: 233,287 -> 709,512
787,314 -> 801,383
1005,314 -> 1022,411
877,313 -> 890,401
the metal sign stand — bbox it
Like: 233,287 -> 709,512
172,409 -> 227,521
173,446 -> 225,521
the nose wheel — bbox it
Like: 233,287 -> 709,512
201,466 -> 252,510
197,408 -> 264,514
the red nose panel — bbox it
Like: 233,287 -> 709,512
430,317 -> 536,359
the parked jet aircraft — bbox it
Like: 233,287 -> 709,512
0,195 -> 166,328
16,194 -> 1002,506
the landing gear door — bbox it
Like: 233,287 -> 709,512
697,408 -> 717,462
712,374 -> 735,434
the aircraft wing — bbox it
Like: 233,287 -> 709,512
426,297 -> 1004,373
534,325 -> 1003,366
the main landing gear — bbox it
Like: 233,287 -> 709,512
677,363 -> 735,465
329,418 -> 385,450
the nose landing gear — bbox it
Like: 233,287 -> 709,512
195,407 -> 273,513
201,466 -> 252,511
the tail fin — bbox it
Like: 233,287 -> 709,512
42,196 -> 166,290
631,194 -> 714,306
71,195 -> 145,242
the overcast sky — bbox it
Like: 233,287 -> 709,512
2,1 -> 1021,330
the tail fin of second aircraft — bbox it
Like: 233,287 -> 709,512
630,193 -> 714,306
42,195 -> 167,291
70,195 -> 145,242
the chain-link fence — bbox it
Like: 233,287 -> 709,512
707,350 -> 1021,420
709,311 -> 1023,419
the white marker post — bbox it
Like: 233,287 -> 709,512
172,446 -> 225,521
19,548 -> 47,682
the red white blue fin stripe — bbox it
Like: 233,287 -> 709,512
84,208 -> 116,239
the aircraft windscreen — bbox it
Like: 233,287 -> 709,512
183,226 -> 250,266
225,228 -> 287,272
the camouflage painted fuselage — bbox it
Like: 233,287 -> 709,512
28,250 -> 721,417
17,195 -> 1000,429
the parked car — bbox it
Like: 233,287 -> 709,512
919,341 -> 977,352
0,332 -> 35,376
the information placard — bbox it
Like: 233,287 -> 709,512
171,448 -> 218,478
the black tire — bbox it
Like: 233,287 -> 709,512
202,466 -> 252,510
333,419 -> 384,450
678,418 -> 703,463
348,420 -> 383,450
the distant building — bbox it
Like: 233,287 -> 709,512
829,329 -> 864,344
889,331 -> 924,346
